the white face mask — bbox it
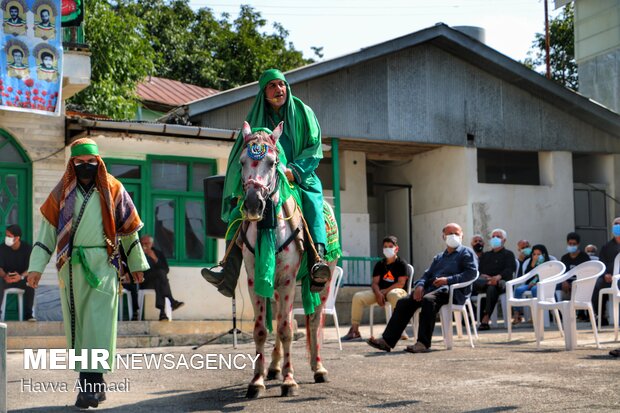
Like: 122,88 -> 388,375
5,236 -> 14,247
383,247 -> 396,258
445,234 -> 462,249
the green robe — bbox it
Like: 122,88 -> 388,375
222,96 -> 327,246
28,187 -> 149,373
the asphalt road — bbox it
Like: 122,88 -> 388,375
7,323 -> 620,412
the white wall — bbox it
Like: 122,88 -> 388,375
383,147 -> 578,271
324,150 -> 370,257
468,150 -> 575,259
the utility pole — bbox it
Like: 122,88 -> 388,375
544,0 -> 551,79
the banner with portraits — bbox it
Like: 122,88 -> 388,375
1,0 -> 62,115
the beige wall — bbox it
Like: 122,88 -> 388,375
468,150 -> 575,259
0,109 -> 66,285
382,147 -> 578,271
324,149 -> 370,257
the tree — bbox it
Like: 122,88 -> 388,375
525,4 -> 578,90
69,1 -> 315,118
69,0 -> 156,119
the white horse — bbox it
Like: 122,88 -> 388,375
237,121 -> 337,398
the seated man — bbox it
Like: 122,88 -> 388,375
474,228 -> 516,330
0,224 -> 35,321
366,223 -> 476,353
342,235 -> 409,341
592,217 -> 620,326
585,244 -> 598,260
560,232 -> 590,301
470,234 -> 484,265
140,235 -> 184,321
516,239 -> 532,277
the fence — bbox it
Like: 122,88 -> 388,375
340,256 -> 382,286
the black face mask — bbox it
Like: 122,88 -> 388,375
75,163 -> 98,182
473,243 -> 484,253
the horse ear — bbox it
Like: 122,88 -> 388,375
242,121 -> 252,143
271,122 -> 284,144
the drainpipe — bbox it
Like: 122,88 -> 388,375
330,137 -> 342,245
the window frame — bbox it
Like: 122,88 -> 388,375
105,156 -> 217,266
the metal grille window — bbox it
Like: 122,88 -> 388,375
477,149 -> 540,185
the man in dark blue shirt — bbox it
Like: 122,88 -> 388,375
367,222 -> 477,353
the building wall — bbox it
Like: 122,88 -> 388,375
382,146 -> 577,269
197,44 -> 620,153
0,110 -> 66,279
575,0 -> 620,113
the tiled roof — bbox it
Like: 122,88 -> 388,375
137,77 -> 218,106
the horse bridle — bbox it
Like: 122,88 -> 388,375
242,141 -> 280,201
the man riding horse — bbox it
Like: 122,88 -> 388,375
202,69 -> 331,297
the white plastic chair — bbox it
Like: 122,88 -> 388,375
369,264 -> 414,338
411,272 -> 479,349
506,261 -> 566,341
293,266 -> 344,350
118,288 -> 134,321
536,260 -> 605,350
1,288 -> 24,321
439,271 -> 479,349
597,252 -> 620,336
137,289 -> 172,321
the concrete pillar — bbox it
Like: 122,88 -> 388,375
0,323 -> 6,413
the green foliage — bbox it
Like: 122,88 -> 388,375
525,4 -> 578,90
69,0 -> 156,119
69,1 -> 313,118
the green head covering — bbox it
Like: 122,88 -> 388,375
251,127 -> 273,135
259,69 -> 287,90
71,142 -> 99,157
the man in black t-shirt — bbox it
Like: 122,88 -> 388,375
342,235 -> 409,341
0,224 -> 35,321
559,232 -> 591,301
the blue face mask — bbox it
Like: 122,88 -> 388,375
566,245 -> 578,254
490,237 -> 502,249
522,247 -> 532,257
613,224 -> 620,237
537,255 -> 545,264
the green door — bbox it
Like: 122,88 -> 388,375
0,167 -> 31,321
0,168 -> 29,239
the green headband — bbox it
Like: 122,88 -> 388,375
251,127 -> 273,135
259,69 -> 287,90
71,143 -> 99,157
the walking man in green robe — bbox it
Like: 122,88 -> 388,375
27,138 -> 149,409
202,68 -> 331,297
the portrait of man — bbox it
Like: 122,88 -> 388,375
34,4 -> 56,40
7,46 -> 30,78
36,50 -> 58,82
3,2 -> 27,36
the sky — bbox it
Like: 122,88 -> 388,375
187,0 -> 565,63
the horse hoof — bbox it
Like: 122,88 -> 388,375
246,384 -> 265,399
314,372 -> 329,383
281,384 -> 299,397
266,369 -> 281,381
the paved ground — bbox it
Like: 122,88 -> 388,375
7,321 -> 620,412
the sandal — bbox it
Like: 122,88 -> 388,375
366,337 -> 391,352
341,330 -> 361,341
478,323 -> 490,331
609,348 -> 620,357
404,342 -> 429,353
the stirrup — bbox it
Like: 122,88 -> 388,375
310,261 -> 331,292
